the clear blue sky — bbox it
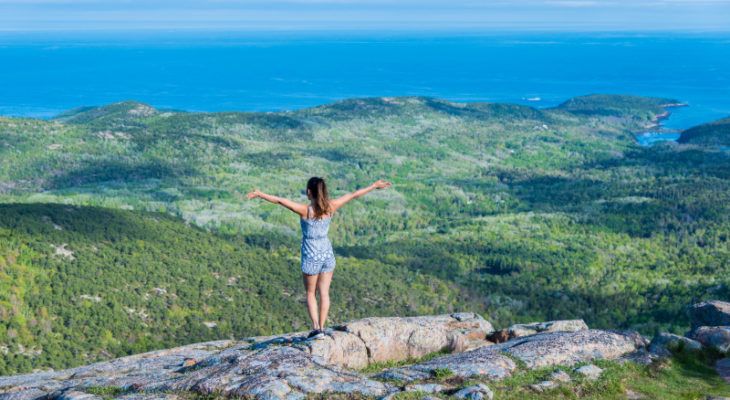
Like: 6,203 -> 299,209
1,0 -> 729,32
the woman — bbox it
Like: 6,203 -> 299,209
247,177 -> 391,337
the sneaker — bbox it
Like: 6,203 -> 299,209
307,329 -> 323,338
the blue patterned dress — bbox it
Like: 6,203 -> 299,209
300,205 -> 336,275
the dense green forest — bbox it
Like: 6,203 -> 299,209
678,116 -> 730,147
0,94 -> 728,375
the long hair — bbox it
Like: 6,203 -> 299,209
307,177 -> 332,218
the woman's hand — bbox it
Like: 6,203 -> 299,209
372,179 -> 391,189
246,189 -> 262,199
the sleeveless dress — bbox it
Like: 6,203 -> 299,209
300,205 -> 336,275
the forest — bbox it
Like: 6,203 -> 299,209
0,94 -> 728,374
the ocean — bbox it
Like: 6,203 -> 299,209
1,30 -> 729,131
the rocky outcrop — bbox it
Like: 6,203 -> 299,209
689,301 -> 730,330
376,329 -> 646,382
7,305 -> 725,400
488,319 -> 588,343
303,312 -> 493,369
0,313 -> 495,400
329,312 -> 494,365
649,332 -> 703,355
689,326 -> 730,353
375,345 -> 517,382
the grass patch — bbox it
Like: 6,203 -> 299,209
431,368 -> 454,380
500,351 -> 528,370
481,355 -> 730,400
82,386 -> 130,398
385,392 -> 445,400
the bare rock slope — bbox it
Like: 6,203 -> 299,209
0,311 -> 652,400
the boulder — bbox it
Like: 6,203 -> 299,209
488,319 -> 588,343
530,380 -> 558,392
296,329 -> 369,369
618,348 -> 666,365
548,369 -> 571,383
497,329 -> 646,369
240,312 -> 496,370
689,300 -> 730,329
453,383 -> 494,400
336,312 -> 494,364
404,383 -> 444,393
649,332 -> 703,354
377,329 -> 644,382
689,326 -> 730,352
574,364 -> 602,380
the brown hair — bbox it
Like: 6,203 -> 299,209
307,177 -> 332,218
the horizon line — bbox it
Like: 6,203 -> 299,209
2,27 -> 730,34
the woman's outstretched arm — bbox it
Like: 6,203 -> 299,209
331,179 -> 391,212
247,189 -> 308,217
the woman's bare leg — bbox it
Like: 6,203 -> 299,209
316,271 -> 333,329
302,273 -> 320,330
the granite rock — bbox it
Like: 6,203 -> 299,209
453,383 -> 494,400
0,315 -> 652,400
338,312 -> 494,364
404,383 -> 444,393
530,380 -> 558,392
548,369 -> 571,383
488,319 -> 588,343
377,329 -> 644,382
689,301 -> 730,330
649,332 -> 703,354
574,364 -> 602,380
689,326 -> 730,353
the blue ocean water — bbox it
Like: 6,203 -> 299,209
0,30 -> 729,130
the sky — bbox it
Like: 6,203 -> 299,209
0,0 -> 729,32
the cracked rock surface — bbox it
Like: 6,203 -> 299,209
0,313 -> 494,400
0,314 -> 651,400
376,329 -> 646,382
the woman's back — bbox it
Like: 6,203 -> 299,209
300,205 -> 334,271
246,178 -> 390,333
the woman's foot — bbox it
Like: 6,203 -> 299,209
307,329 -> 323,338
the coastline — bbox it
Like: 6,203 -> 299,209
633,103 -> 688,146
644,103 -> 689,132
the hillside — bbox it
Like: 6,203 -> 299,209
0,203 -> 469,375
1,94 -> 729,375
678,116 -> 730,147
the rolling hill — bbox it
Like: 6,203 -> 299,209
1,94 -> 729,374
